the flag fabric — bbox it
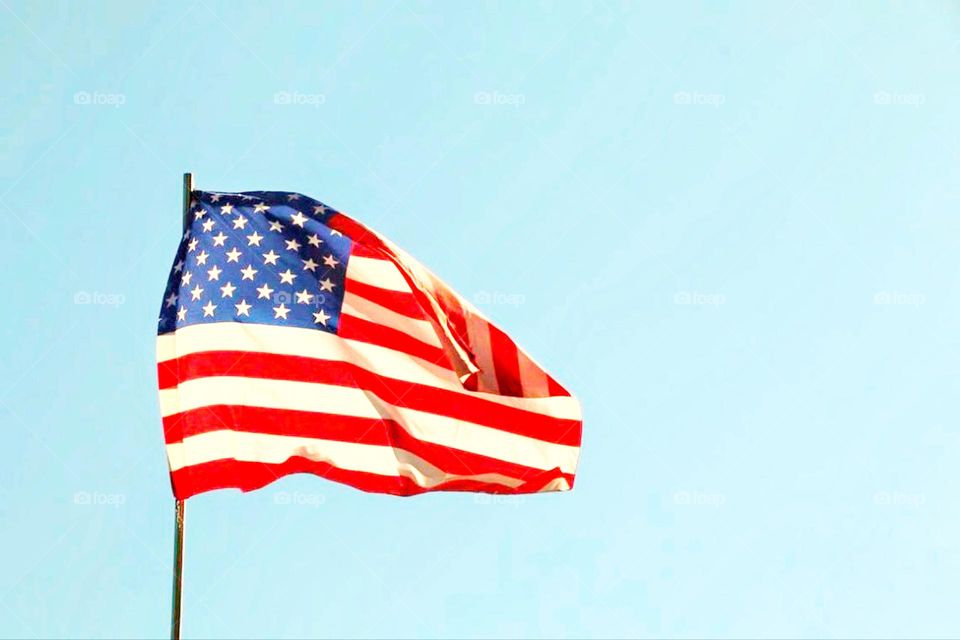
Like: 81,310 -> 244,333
157,190 -> 582,498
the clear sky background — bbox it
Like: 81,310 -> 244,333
2,1 -> 960,638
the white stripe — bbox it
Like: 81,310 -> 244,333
539,477 -> 571,491
466,315 -> 499,394
517,349 -> 551,397
159,376 -> 580,474
393,405 -> 579,475
166,430 -> 525,489
346,256 -> 410,292
157,323 -> 580,420
341,291 -> 440,347
159,376 -> 379,419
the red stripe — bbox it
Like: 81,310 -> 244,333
162,405 -> 570,483
547,375 -> 568,396
330,213 -> 377,247
170,456 -> 573,499
337,314 -> 452,369
349,242 -> 386,259
343,279 -> 424,319
158,351 -> 581,446
488,324 -> 524,397
158,359 -> 181,399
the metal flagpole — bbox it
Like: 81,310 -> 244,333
170,498 -> 185,640
171,172 -> 193,640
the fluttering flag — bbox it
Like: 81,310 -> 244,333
157,190 -> 582,498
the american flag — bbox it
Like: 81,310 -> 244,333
157,190 -> 582,498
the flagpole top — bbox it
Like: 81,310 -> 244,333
182,173 -> 194,233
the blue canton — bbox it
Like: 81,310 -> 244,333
158,190 -> 353,336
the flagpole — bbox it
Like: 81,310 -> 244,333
171,498 -> 185,640
171,172 -> 193,640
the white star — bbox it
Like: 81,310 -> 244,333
273,303 -> 291,320
220,282 -> 236,297
295,289 -> 313,304
195,250 -> 209,266
240,194 -> 256,201
269,220 -> 284,233
165,292 -> 178,307
207,265 -> 222,281
256,283 -> 275,299
202,300 -> 217,317
174,258 -> 184,273
318,277 -> 336,292
322,254 -> 339,269
246,231 -> 264,246
201,218 -> 215,233
290,211 -> 308,227
302,258 -> 319,272
220,203 -> 234,215
225,247 -> 242,263
194,208 -> 206,220
188,238 -> 199,252
287,193 -> 300,201
181,271 -> 193,286
330,229 -> 343,237
262,250 -> 280,265
254,203 -> 270,214
312,309 -> 330,325
212,231 -> 228,247
210,193 -> 221,202
240,265 -> 258,280
306,234 -> 322,247
183,228 -> 191,241
235,299 -> 252,316
285,238 -> 301,252
313,204 -> 328,215
232,215 -> 248,230
177,306 -> 187,321
278,269 -> 297,284
190,284 -> 204,301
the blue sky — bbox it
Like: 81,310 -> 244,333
3,1 -> 960,638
